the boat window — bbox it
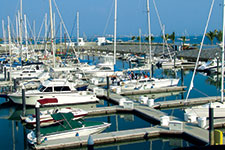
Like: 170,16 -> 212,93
38,85 -> 46,92
54,86 -> 71,91
101,67 -> 111,70
139,80 -> 146,83
44,87 -> 53,92
147,79 -> 154,82
22,71 -> 29,73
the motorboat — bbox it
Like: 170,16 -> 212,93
27,112 -> 111,144
8,78 -> 99,106
197,58 -> 218,72
22,107 -> 88,127
111,75 -> 180,91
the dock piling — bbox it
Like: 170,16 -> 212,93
87,135 -> 94,150
107,76 -> 110,100
181,67 -> 184,86
35,102 -> 41,145
4,67 -> 6,81
22,85 -> 26,116
151,64 -> 154,77
209,103 -> 214,145
7,71 -> 10,81
13,78 -> 17,92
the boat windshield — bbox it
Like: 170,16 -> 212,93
54,86 -> 71,92
38,85 -> 46,92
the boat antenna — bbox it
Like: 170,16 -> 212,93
185,0 -> 215,102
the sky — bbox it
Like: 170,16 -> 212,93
0,0 -> 223,38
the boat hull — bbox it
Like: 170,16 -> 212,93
27,122 -> 111,144
24,108 -> 88,127
8,91 -> 99,106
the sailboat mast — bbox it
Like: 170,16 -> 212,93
7,16 -> 12,82
221,0 -> 225,102
2,20 -> 6,55
24,14 -> 28,59
19,0 -> 23,66
113,0 -> 117,71
146,0 -> 152,78
49,0 -> 55,68
77,11 -> 79,54
139,28 -> 141,52
15,15 -> 19,46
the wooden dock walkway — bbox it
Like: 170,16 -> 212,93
28,84 -> 225,149
120,86 -> 186,96
33,123 -> 211,150
134,105 -> 166,123
153,96 -> 221,109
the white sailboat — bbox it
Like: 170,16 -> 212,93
110,0 -> 179,91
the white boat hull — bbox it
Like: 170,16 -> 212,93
8,91 -> 99,106
118,78 -> 180,91
24,108 -> 88,126
27,122 -> 111,144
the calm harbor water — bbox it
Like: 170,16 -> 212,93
0,53 -> 223,149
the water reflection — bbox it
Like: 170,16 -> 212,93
85,113 -> 152,132
65,137 -> 194,150
126,92 -> 182,103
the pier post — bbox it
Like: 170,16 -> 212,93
22,85 -> 26,116
93,53 -> 95,62
7,71 -> 10,81
209,103 -> 214,145
0,63 -> 3,72
181,67 -> 184,86
4,67 -> 6,81
87,135 -> 94,150
151,64 -> 154,77
174,53 -> 177,68
216,56 -> 219,74
107,76 -> 110,100
35,102 -> 41,145
216,56 -> 219,86
13,77 -> 17,92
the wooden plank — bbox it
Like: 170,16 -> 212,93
120,86 -> 186,96
153,96 -> 221,109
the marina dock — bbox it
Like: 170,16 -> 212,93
32,104 -> 211,149
29,85 -> 225,149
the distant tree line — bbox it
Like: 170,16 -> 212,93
131,29 -> 223,47
205,30 -> 222,45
